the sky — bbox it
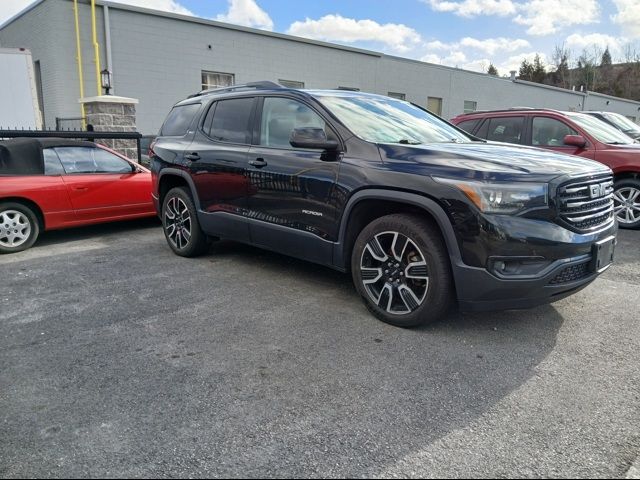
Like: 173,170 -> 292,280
1,0 -> 639,75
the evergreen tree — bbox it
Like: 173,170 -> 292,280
487,64 -> 498,76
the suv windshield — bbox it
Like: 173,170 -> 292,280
566,112 -> 635,145
601,112 -> 640,136
314,93 -> 472,144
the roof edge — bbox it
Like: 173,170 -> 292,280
0,0 -> 46,30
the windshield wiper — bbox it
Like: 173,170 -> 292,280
397,139 -> 422,145
607,141 -> 631,145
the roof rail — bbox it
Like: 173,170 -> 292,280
188,81 -> 283,98
458,107 -> 561,116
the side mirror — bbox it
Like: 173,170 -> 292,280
290,128 -> 339,151
564,134 -> 587,148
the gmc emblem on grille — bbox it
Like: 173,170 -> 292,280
589,183 -> 608,199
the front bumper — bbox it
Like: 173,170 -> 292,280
453,218 -> 617,312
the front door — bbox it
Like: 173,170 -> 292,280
246,96 -> 341,261
531,116 -> 595,159
54,146 -> 150,221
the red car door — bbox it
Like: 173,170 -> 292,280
54,146 -> 152,222
530,116 -> 596,160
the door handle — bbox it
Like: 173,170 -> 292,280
72,186 -> 89,191
185,152 -> 201,161
249,158 -> 267,168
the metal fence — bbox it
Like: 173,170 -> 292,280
0,127 -> 143,162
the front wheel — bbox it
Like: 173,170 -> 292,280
0,202 -> 40,254
162,187 -> 209,257
613,179 -> 640,229
351,213 -> 454,327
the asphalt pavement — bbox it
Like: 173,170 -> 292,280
1,219 -> 639,478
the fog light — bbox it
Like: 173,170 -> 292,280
488,256 -> 552,278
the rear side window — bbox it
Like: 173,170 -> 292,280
486,117 -> 525,144
161,103 -> 201,136
456,118 -> 480,134
208,98 -> 254,144
43,149 -> 65,175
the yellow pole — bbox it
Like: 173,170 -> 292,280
91,0 -> 102,96
73,0 -> 86,129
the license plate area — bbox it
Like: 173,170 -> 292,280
590,236 -> 616,272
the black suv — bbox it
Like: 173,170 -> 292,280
151,81 -> 617,327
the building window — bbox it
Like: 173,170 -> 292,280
427,97 -> 443,116
388,92 -> 406,100
463,100 -> 477,113
201,71 -> 234,91
279,79 -> 304,89
338,86 -> 360,91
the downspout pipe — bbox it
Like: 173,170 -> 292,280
103,4 -> 114,94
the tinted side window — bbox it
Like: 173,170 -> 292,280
260,97 -> 334,149
475,119 -> 489,139
161,103 -> 201,136
532,117 -> 578,146
43,149 -> 65,175
486,117 -> 525,144
456,119 -> 480,134
210,98 -> 254,144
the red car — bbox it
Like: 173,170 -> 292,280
0,138 -> 156,253
451,108 -> 640,228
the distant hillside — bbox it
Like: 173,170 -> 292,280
545,62 -> 640,101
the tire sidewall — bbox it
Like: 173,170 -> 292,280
0,202 -> 40,254
614,179 -> 640,229
351,214 -> 452,327
162,187 -> 207,257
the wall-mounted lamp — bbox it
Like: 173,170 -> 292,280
100,69 -> 113,95
606,100 -> 610,105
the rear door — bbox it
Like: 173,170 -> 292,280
483,116 -> 526,144
55,146 -> 150,221
185,96 -> 256,241
530,116 -> 595,159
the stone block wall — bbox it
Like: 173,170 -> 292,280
81,96 -> 139,161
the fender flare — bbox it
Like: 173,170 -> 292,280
334,189 -> 463,268
157,168 -> 202,209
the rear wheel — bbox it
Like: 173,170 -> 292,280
613,179 -> 640,229
162,187 -> 209,257
0,202 -> 40,254
351,213 -> 454,327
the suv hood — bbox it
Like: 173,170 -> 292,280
378,142 -> 611,182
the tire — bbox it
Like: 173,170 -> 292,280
351,213 -> 454,328
161,186 -> 209,257
613,178 -> 640,229
0,202 -> 40,254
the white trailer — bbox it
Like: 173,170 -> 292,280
0,48 -> 43,129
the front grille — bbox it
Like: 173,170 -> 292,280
557,175 -> 614,232
548,262 -> 591,285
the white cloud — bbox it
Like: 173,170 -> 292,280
215,0 -> 273,31
611,0 -> 640,39
513,0 -> 600,36
498,51 -> 549,74
425,0 -> 516,17
287,15 -> 422,53
459,37 -> 531,55
106,0 -> 193,16
565,33 -> 624,56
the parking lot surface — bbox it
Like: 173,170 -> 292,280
1,220 -> 639,478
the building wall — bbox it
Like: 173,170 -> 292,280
1,0 -> 639,134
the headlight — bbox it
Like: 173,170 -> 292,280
434,178 -> 548,214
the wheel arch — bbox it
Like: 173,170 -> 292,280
0,197 -> 46,230
157,168 -> 201,209
334,189 -> 462,271
613,171 -> 640,182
